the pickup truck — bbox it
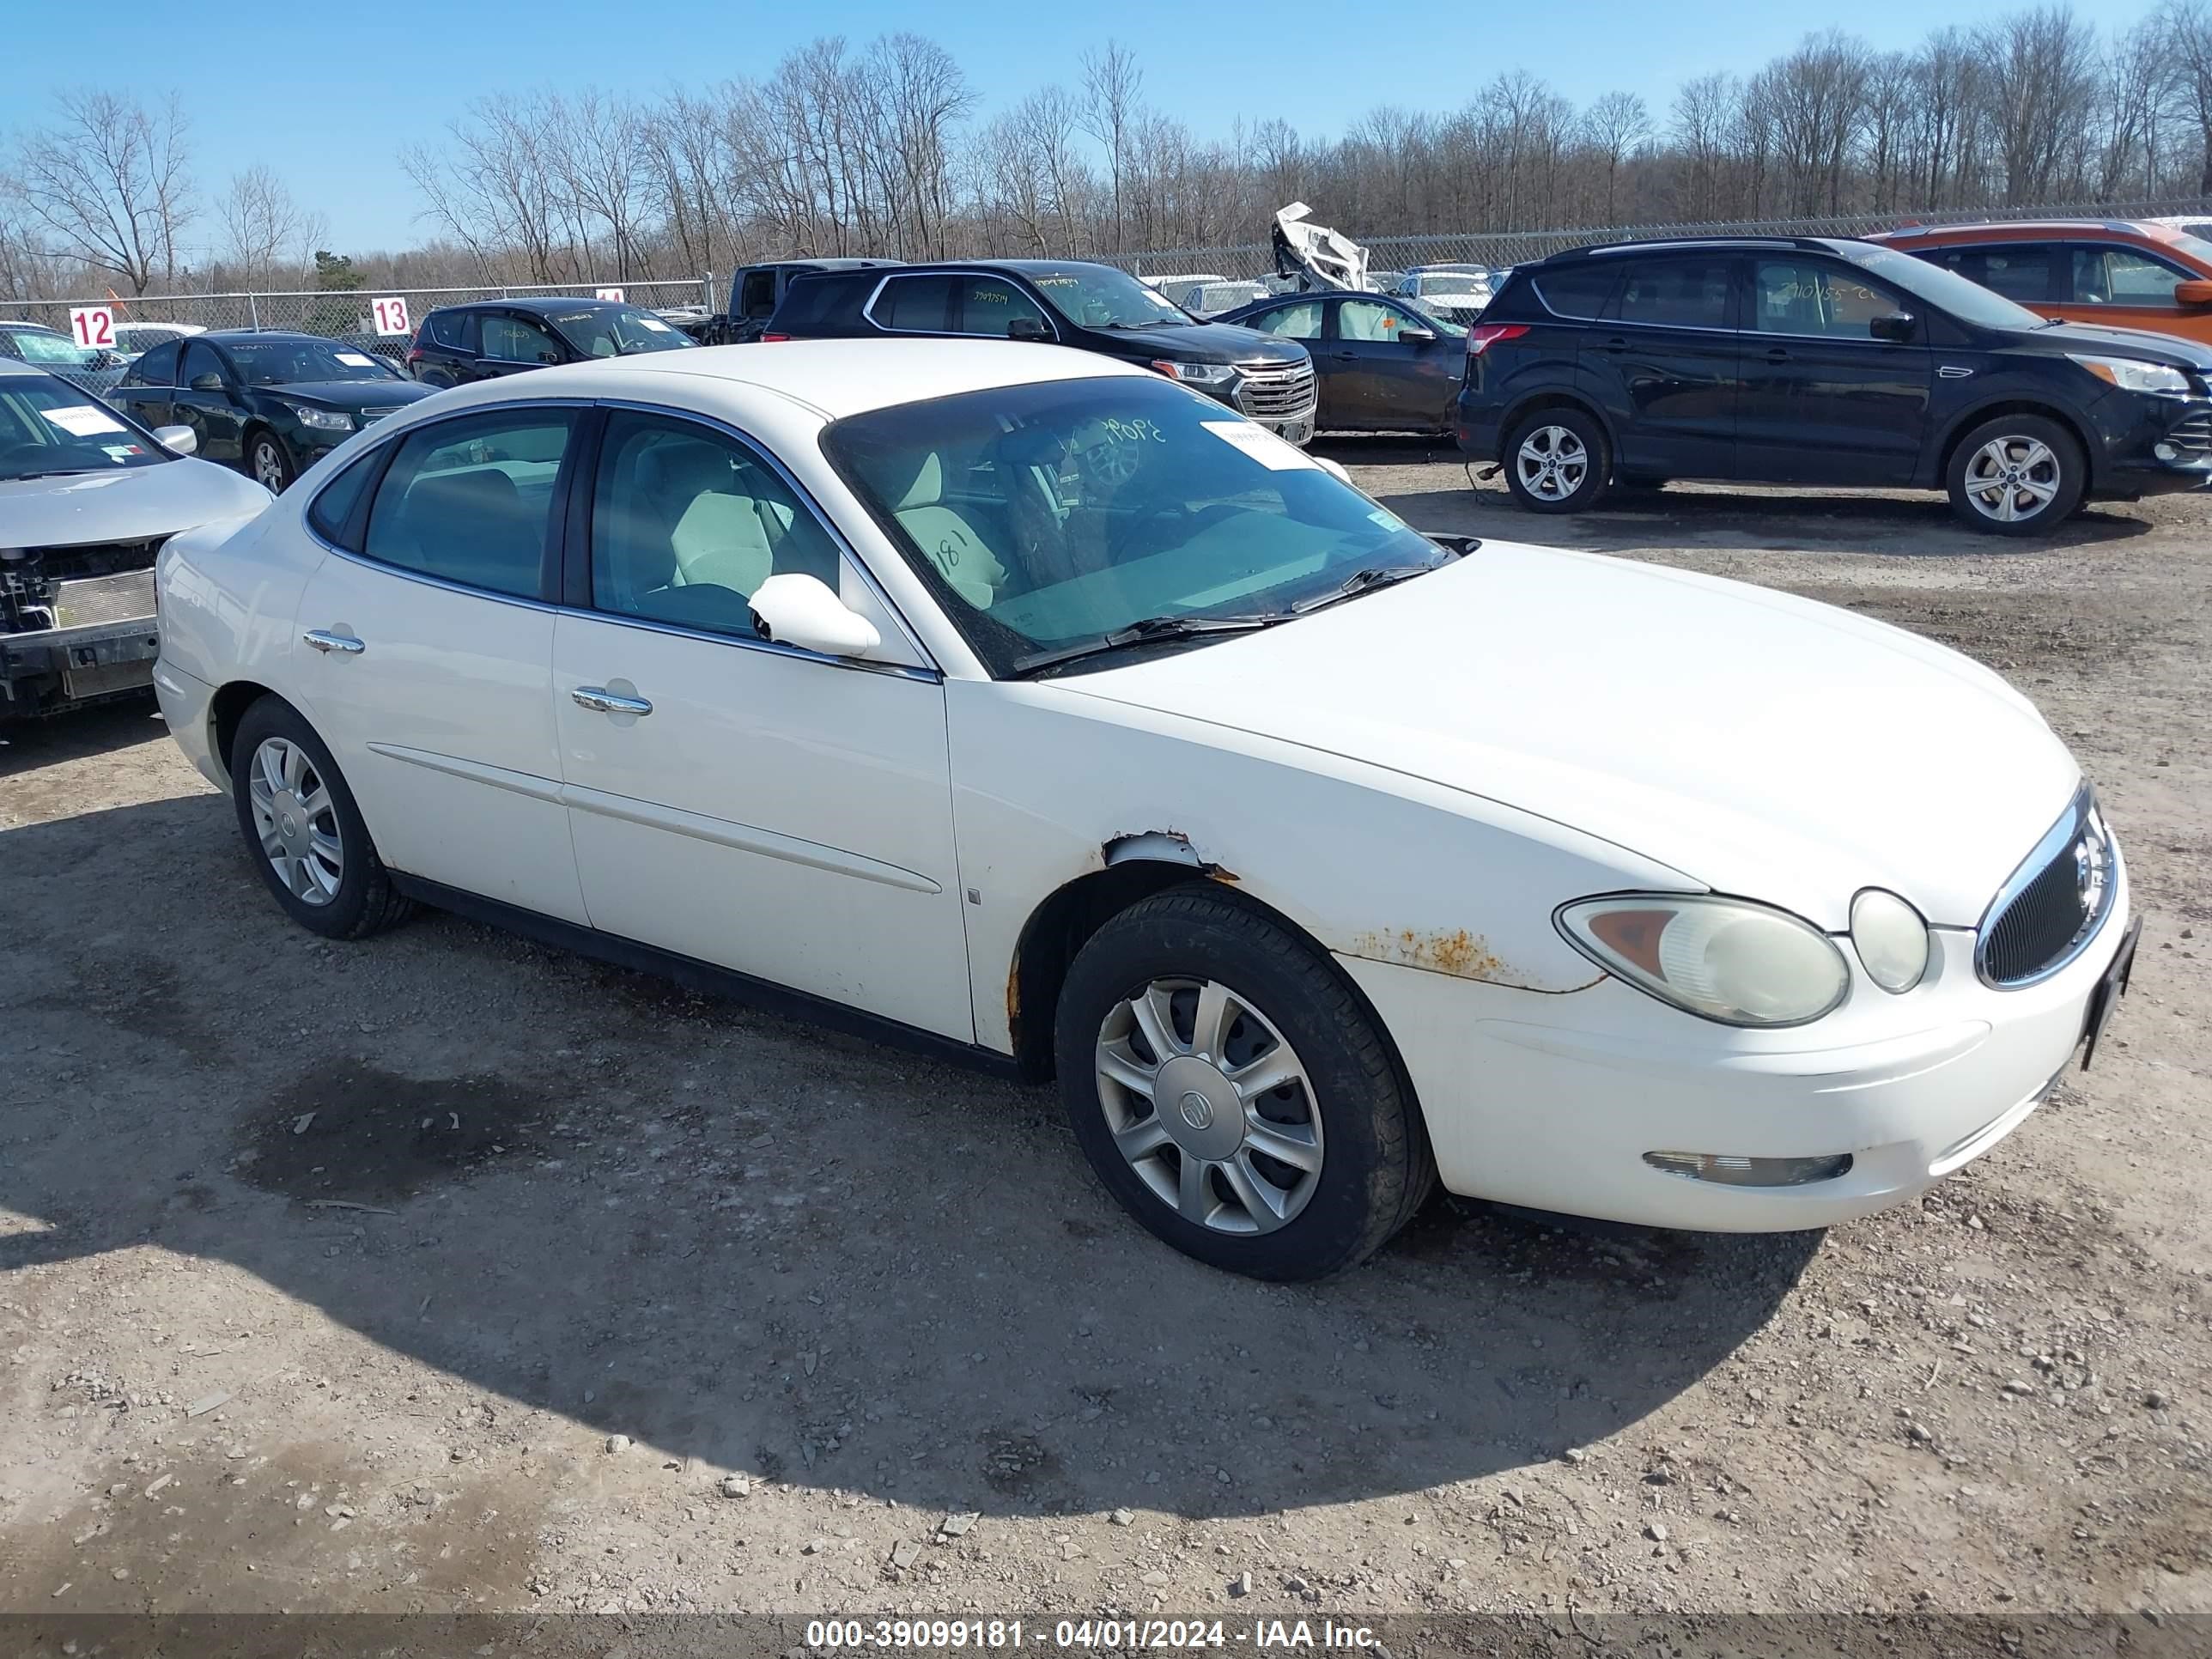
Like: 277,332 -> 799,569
678,258 -> 902,344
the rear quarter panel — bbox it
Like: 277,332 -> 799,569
155,503 -> 322,760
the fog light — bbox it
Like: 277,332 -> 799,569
2155,441 -> 2179,462
1643,1151 -> 1854,1187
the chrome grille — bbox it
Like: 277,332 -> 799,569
1235,362 -> 1317,421
2166,411 -> 2212,460
1976,785 -> 2118,988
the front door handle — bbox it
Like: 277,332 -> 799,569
302,629 -> 364,654
1597,337 -> 1628,354
1765,347 -> 1791,364
572,685 -> 653,716
1331,350 -> 1356,360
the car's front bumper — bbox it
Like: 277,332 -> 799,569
0,571 -> 161,716
2092,396 -> 2212,498
1341,878 -> 2132,1232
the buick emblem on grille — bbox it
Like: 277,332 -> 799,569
2075,829 -> 2108,912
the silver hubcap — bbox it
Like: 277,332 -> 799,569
1963,436 -> 2060,522
1094,977 -> 1323,1236
1515,425 -> 1588,501
253,441 -> 286,489
247,737 -> 343,905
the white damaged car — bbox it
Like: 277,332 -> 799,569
151,341 -> 2137,1279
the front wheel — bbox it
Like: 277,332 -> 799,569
1502,407 -> 1609,514
1054,887 -> 1432,1280
1945,415 -> 2085,535
247,430 -> 295,493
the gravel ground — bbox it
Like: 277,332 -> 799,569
2,454 -> 2207,1635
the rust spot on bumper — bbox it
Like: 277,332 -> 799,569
1345,928 -> 1600,993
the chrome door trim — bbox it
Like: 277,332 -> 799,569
860,270 -> 1064,343
560,780 -> 942,895
366,743 -> 566,805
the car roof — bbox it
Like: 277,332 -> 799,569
1528,235 -> 1871,266
199,330 -> 355,344
0,356 -> 58,379
0,319 -> 66,332
457,337 -> 1152,420
1867,220 -> 2181,245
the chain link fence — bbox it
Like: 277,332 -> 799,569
1115,196 -> 2212,286
9,277 -> 717,394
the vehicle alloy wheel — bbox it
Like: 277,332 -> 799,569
1093,975 -> 1324,1235
247,736 -> 343,906
1961,435 -> 2061,525
251,434 -> 294,492
1945,414 -> 2084,537
1515,424 -> 1589,503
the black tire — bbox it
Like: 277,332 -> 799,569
246,428 -> 295,494
1501,405 -> 1610,514
1054,885 -> 1433,1281
228,696 -> 413,940
1944,413 -> 2085,536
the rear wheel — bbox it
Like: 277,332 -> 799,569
1503,407 -> 1609,514
1945,414 -> 2085,535
229,697 -> 412,940
1054,887 -> 1431,1280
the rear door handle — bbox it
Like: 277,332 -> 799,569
1331,351 -> 1356,361
302,629 -> 364,654
1765,347 -> 1790,364
572,685 -> 653,716
1597,337 -> 1628,354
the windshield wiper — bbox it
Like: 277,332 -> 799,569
5,468 -> 104,482
1099,317 -> 1183,329
1291,564 -> 1438,614
1012,611 -> 1285,676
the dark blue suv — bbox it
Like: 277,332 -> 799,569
1455,234 -> 2212,535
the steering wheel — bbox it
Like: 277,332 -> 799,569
0,440 -> 92,473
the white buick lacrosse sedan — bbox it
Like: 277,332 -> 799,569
152,340 -> 2138,1280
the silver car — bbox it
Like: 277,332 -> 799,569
0,360 -> 270,717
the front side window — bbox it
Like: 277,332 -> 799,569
823,376 -> 1447,677
1338,299 -> 1425,343
870,275 -> 956,331
181,342 -> 228,388
0,374 -> 170,480
1024,265 -> 1190,330
954,276 -> 1053,338
2071,246 -> 2188,306
481,313 -> 566,365
1243,301 -> 1322,341
362,410 -> 574,598
590,411 -> 842,638
1616,258 -> 1734,329
1750,260 -> 1906,339
222,337 -> 403,385
125,340 -> 183,386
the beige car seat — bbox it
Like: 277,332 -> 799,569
891,452 -> 1006,609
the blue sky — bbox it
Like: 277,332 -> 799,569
8,0 -> 2160,255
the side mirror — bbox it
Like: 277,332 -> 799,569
1869,311 -> 1916,343
749,573 -> 881,659
189,372 -> 226,392
2176,279 -> 2212,308
1397,325 -> 1437,344
152,424 -> 198,456
1007,318 -> 1049,342
1312,455 -> 1352,486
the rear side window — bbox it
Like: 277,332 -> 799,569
307,448 -> 384,548
423,309 -> 474,350
1245,302 -> 1322,340
1530,265 -> 1620,320
1936,245 -> 2055,303
1614,259 -> 1735,329
871,274 -> 956,331
739,269 -> 779,318
362,410 -> 574,599
128,340 -> 182,386
771,275 -> 863,333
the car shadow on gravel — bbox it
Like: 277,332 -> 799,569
0,697 -> 169,781
2,797 -> 1821,1522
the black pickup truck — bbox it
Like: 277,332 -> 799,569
678,258 -> 903,345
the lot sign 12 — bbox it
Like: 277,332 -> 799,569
70,307 -> 116,350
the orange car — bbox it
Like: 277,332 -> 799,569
1869,221 -> 2212,347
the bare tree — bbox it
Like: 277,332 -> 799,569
219,165 -> 324,284
1669,74 -> 1736,221
1583,92 -> 1650,222
1983,6 -> 2102,202
12,90 -> 196,294
1079,41 -> 1143,254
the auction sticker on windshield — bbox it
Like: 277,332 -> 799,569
1200,419 -> 1316,471
335,351 -> 379,368
41,404 -> 128,438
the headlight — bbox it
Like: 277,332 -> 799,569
286,404 -> 355,431
1150,359 -> 1237,387
1850,888 -> 1930,993
2069,355 -> 2191,397
1556,894 -> 1850,1027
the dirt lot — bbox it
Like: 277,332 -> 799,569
3,457 -> 2208,1638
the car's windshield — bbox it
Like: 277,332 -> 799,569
823,376 -> 1449,678
1414,273 -> 1486,295
1404,304 -> 1469,337
2162,228 -> 2212,265
224,338 -> 401,386
1848,244 -> 2051,331
545,305 -> 694,357
3,327 -> 96,368
0,375 -> 168,480
1023,266 -> 1192,330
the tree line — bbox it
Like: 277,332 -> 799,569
5,3 -> 2210,301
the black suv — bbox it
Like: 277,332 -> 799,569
767,259 -> 1318,444
1456,235 -> 2212,534
405,296 -> 694,387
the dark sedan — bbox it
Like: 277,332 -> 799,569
404,296 -> 696,388
1217,290 -> 1466,434
111,332 -> 433,491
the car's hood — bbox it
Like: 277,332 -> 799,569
270,380 -> 435,411
1053,541 -> 2081,929
0,457 -> 271,547
2020,320 -> 2212,369
1111,321 -> 1309,368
